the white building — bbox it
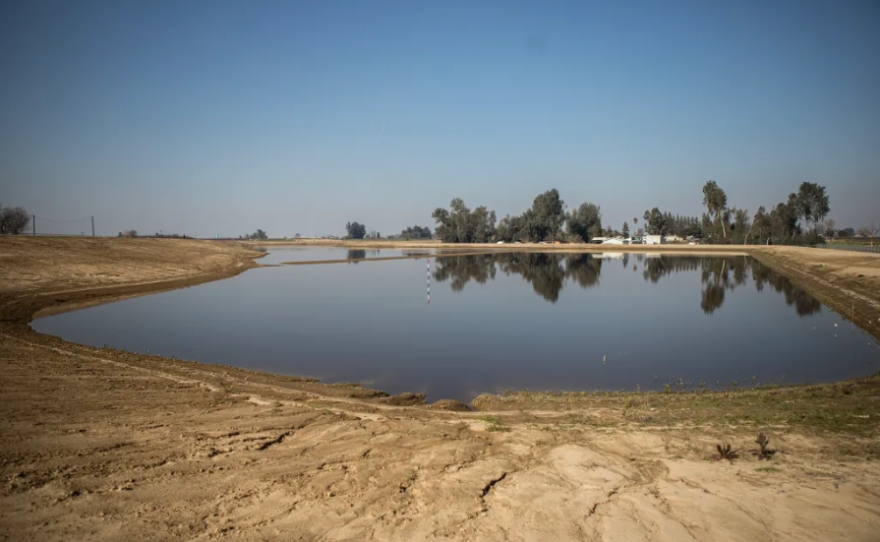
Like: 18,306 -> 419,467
645,235 -> 664,245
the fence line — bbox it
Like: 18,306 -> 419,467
817,243 -> 880,254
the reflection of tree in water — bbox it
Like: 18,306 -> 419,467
347,249 -> 382,264
751,260 -> 821,316
637,255 -> 819,317
497,253 -> 566,302
564,254 -> 602,289
699,257 -> 747,314
433,253 -> 820,317
432,254 -> 497,292
433,253 -> 602,303
642,257 -> 700,283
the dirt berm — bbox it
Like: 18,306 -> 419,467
1,237 -> 879,541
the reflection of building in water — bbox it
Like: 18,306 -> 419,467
594,253 -> 623,259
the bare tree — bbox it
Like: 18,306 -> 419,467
0,206 -> 31,235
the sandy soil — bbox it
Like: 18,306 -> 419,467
2,237 -> 880,541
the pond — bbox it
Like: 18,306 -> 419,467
32,250 -> 880,403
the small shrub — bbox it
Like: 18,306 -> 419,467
713,443 -> 738,461
754,433 -> 775,460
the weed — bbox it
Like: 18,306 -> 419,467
755,467 -> 780,473
713,443 -> 738,461
754,433 -> 775,460
477,416 -> 511,432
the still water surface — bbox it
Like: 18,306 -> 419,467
33,250 -> 880,402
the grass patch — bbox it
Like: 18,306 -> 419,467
755,467 -> 781,473
477,415 -> 512,432
306,401 -> 333,411
471,373 -> 880,436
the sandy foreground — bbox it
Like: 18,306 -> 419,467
1,237 -> 880,542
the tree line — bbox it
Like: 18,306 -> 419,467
424,180 -> 837,245
431,189 -> 605,244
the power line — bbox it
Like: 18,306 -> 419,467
33,215 -> 93,224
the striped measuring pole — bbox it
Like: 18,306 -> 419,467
427,258 -> 431,304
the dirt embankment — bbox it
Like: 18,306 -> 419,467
2,237 -> 880,541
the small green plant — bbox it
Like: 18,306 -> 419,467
754,433 -> 775,460
713,443 -> 738,461
478,416 -> 511,432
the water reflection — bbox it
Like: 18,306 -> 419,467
434,253 -> 602,303
434,253 -> 819,317
346,249 -> 383,262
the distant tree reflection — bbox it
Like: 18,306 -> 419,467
751,260 -> 821,316
433,253 -> 602,303
432,254 -> 497,292
432,253 -> 821,317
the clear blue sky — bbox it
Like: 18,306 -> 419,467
1,0 -> 878,237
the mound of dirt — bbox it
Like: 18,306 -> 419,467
428,399 -> 472,411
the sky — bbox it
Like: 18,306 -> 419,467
1,0 -> 878,237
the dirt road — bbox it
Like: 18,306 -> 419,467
1,237 -> 879,541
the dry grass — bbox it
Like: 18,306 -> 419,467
473,374 -> 880,437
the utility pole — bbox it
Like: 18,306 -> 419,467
33,215 -> 36,236
91,216 -> 95,237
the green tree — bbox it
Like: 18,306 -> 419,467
622,222 -> 630,237
345,222 -> 366,239
566,203 -> 602,242
768,195 -> 800,244
529,189 -> 566,240
496,214 -> 525,242
432,199 -> 496,243
702,180 -> 728,239
751,207 -> 770,244
401,225 -> 432,239
643,208 -> 667,235
730,208 -> 750,244
796,182 -> 830,234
